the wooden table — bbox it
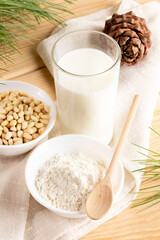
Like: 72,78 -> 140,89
1,0 -> 160,239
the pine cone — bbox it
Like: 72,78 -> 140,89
104,11 -> 152,65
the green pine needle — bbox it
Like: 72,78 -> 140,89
132,128 -> 160,212
0,0 -> 75,70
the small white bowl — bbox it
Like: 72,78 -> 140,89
25,134 -> 124,218
0,81 -> 56,156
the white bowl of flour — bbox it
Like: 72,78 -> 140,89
25,135 -> 124,218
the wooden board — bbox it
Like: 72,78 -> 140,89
1,0 -> 160,239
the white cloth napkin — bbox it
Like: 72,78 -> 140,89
1,0 -> 160,240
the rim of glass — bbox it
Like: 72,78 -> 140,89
51,29 -> 121,77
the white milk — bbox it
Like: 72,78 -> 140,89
55,48 -> 119,144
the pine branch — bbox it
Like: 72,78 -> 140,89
0,0 -> 75,70
132,128 -> 160,212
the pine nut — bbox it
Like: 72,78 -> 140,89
33,112 -> 38,117
12,132 -> 17,138
24,105 -> 28,112
32,133 -> 40,139
8,139 -> 13,145
32,127 -> 37,133
22,121 -> 28,130
24,99 -> 30,104
18,111 -> 24,118
23,132 -> 32,140
7,115 -> 13,121
31,116 -> 38,122
0,109 -> 7,114
1,91 -> 9,98
14,139 -> 23,145
0,114 -> 6,119
25,115 -> 30,121
19,104 -> 23,111
3,139 -> 8,145
12,90 -> 19,96
9,95 -> 15,101
41,114 -> 50,120
13,112 -> 18,120
13,137 -> 20,142
7,102 -> 12,107
35,123 -> 43,128
17,130 -> 23,138
28,107 -> 33,114
18,117 -> 24,123
38,127 -> 46,135
38,103 -> 44,110
30,102 -> 35,108
14,107 -> 20,113
5,131 -> 12,140
1,120 -> 8,127
1,103 -> 6,108
19,96 -> 26,102
24,111 -> 29,115
40,119 -> 49,125
2,133 -> 5,138
10,126 -> 16,132
17,124 -> 21,131
24,128 -> 34,134
13,99 -> 19,105
19,91 -> 28,97
5,106 -> 13,112
44,105 -> 50,113
28,122 -> 34,128
10,92 -> 17,97
10,120 -> 17,126
34,99 -> 40,105
8,111 -> 13,115
3,127 -> 8,134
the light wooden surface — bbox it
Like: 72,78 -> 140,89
1,0 -> 160,239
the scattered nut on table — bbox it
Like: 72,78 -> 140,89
0,90 -> 50,145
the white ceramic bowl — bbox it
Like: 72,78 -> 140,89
25,134 -> 124,218
0,81 -> 56,156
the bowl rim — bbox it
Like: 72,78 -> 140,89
25,134 -> 124,217
0,80 -> 56,149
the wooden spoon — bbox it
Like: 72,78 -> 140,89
85,95 -> 140,220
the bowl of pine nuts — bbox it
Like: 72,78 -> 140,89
0,81 -> 56,156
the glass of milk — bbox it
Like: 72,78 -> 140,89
52,30 -> 121,144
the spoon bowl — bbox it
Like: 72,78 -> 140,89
86,177 -> 113,220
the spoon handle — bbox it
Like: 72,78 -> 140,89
106,95 -> 140,179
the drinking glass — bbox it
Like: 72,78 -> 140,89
52,29 -> 121,144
